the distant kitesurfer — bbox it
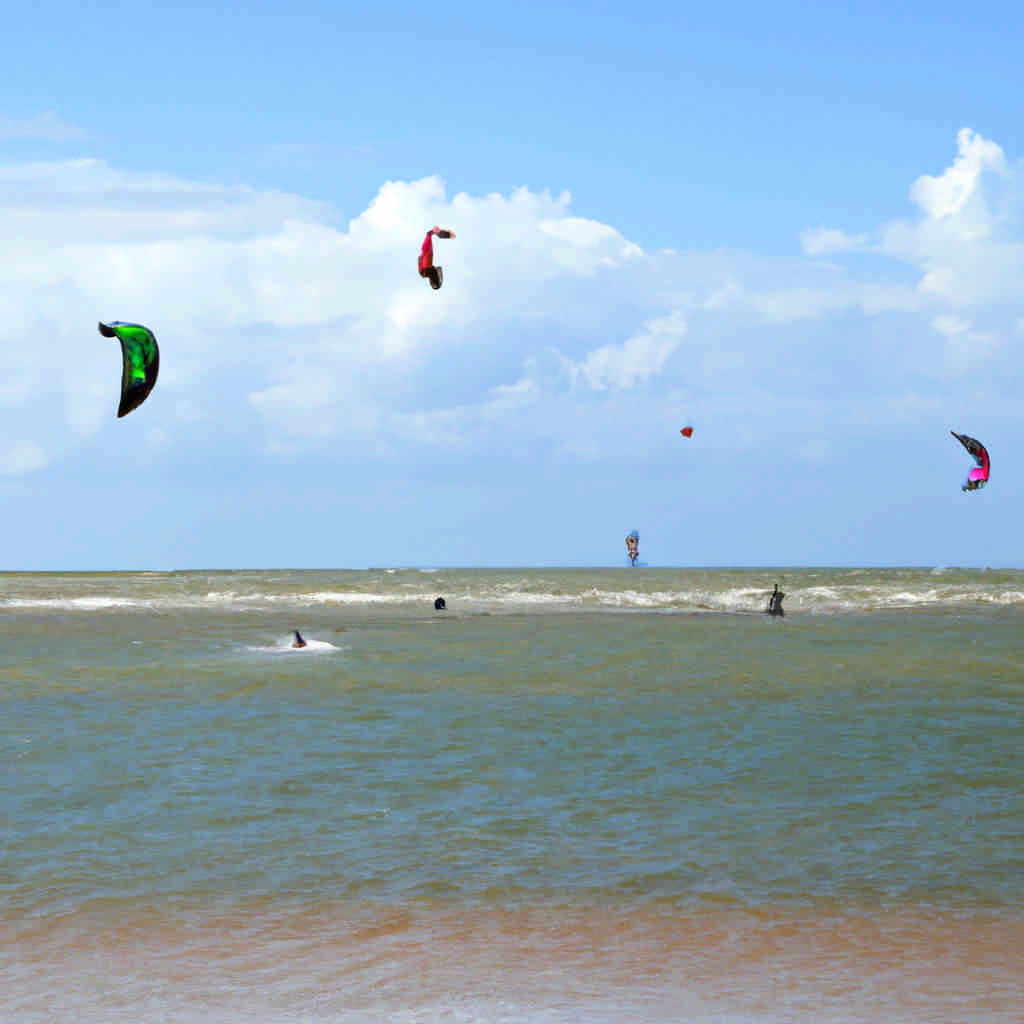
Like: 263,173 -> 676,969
766,584 -> 785,617
292,630 -> 307,648
434,596 -> 447,610
418,226 -> 455,290
625,531 -> 639,568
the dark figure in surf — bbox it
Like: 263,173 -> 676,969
434,596 -> 447,610
766,584 -> 785,617
291,630 -> 307,648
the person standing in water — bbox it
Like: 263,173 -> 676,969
291,630 -> 307,648
766,584 -> 785,617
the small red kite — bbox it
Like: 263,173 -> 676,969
680,426 -> 693,438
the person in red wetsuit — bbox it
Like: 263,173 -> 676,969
418,226 -> 455,290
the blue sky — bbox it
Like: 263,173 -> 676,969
1,0 -> 1023,568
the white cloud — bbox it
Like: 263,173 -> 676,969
486,373 -> 541,412
0,440 -> 47,474
931,315 -> 971,338
704,280 -> 742,310
0,111 -> 84,140
0,130 -> 1022,480
700,277 -> 919,323
804,129 -> 1023,318
909,128 -> 1006,225
566,311 -> 687,391
931,314 -> 1003,375
0,161 -> 656,467
800,228 -> 869,255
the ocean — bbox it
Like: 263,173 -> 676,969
2,567 -> 1022,1023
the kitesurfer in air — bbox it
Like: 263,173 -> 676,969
291,630 -> 307,648
418,226 -> 455,290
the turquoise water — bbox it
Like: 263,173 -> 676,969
2,568 -> 1023,1022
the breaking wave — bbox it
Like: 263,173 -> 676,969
2,568 -> 1023,616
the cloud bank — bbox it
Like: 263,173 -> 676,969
0,129 -> 1021,479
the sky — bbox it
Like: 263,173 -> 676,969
1,0 -> 1023,569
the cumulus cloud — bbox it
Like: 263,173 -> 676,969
566,311 -> 687,391
909,128 -> 1006,225
811,128 -> 1021,311
0,162 -> 649,467
0,129 -> 1022,480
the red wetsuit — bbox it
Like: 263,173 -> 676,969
418,228 -> 438,274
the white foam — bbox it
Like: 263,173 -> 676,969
2,596 -> 138,610
4,573 -> 1024,616
578,586 -> 767,613
247,637 -> 343,654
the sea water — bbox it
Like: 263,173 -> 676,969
2,568 -> 1022,1022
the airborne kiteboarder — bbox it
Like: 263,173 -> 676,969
418,226 -> 455,290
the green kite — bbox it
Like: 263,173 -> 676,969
98,321 -> 160,418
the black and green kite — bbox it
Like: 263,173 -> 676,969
98,321 -> 160,418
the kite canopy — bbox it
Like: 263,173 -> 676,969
680,426 -> 693,437
951,430 -> 990,491
98,321 -> 159,418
